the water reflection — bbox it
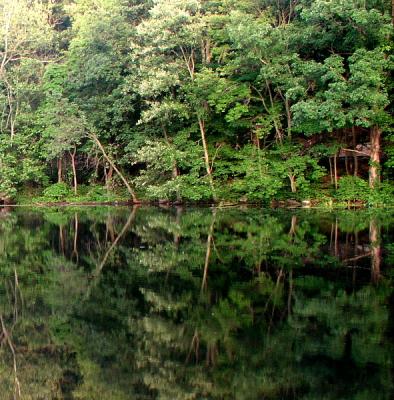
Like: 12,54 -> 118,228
0,206 -> 392,399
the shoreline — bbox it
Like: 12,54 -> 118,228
2,200 -> 394,210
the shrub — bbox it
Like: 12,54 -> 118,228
42,182 -> 72,201
335,176 -> 369,203
367,182 -> 394,206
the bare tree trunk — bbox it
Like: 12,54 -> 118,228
57,157 -> 63,183
89,132 -> 139,202
202,38 -> 212,64
392,0 -> 394,25
289,175 -> 296,193
345,155 -> 349,175
352,127 -> 358,176
265,80 -> 283,143
285,98 -> 292,138
93,155 -> 100,182
69,147 -> 78,195
105,165 -> 114,190
354,155 -> 359,177
369,126 -> 381,189
334,152 -> 338,189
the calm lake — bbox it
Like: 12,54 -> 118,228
0,206 -> 392,399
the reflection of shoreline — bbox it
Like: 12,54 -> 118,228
325,216 -> 384,280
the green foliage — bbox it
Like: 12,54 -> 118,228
270,143 -> 326,197
336,176 -> 370,203
131,138 -> 214,201
367,182 -> 394,207
0,0 -> 391,204
42,182 -> 73,201
0,135 -> 46,199
223,145 -> 283,202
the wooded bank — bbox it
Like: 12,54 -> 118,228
0,0 -> 393,206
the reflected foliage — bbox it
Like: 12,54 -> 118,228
0,206 -> 392,399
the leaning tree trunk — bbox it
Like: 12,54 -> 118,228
198,117 -> 216,201
369,126 -> 381,189
89,132 -> 139,203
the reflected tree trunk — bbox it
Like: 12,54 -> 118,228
72,213 -> 79,262
287,270 -> 293,317
289,215 -> 297,237
106,214 -> 116,243
186,329 -> 200,364
95,207 -> 138,275
0,315 -> 21,399
369,126 -> 381,188
206,343 -> 218,367
330,222 -> 334,251
369,218 -> 381,283
59,225 -> 65,256
201,209 -> 216,292
174,207 -> 183,247
353,231 -> 359,287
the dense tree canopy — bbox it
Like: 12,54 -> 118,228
0,0 -> 392,204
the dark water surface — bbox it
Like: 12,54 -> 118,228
0,206 -> 392,399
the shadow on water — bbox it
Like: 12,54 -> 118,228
0,206 -> 393,399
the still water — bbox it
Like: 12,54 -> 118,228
0,206 -> 392,399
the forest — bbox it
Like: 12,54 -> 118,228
0,0 -> 393,205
